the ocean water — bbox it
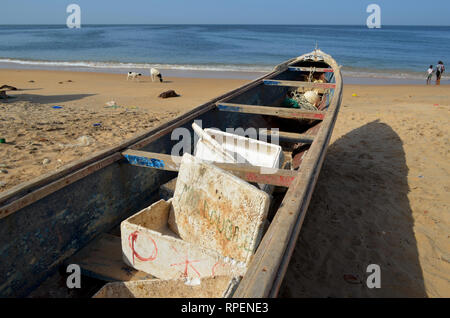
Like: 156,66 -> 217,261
0,24 -> 449,81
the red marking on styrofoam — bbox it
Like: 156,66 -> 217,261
211,262 -> 229,276
170,253 -> 202,278
128,231 -> 158,265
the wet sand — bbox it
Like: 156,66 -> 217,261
1,69 -> 449,297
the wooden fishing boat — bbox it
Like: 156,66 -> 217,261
0,49 -> 342,298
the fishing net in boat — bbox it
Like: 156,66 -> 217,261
283,89 -> 319,111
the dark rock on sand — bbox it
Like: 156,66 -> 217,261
158,90 -> 180,99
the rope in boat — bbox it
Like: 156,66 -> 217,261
307,67 -> 316,82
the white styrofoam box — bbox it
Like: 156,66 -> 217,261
194,128 -> 284,192
121,199 -> 247,281
172,154 -> 270,263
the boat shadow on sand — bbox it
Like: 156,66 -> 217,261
279,120 -> 427,297
7,93 -> 96,104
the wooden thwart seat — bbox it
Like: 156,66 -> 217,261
263,79 -> 336,89
259,130 -> 315,144
288,67 -> 333,72
216,102 -> 325,120
122,149 -> 297,188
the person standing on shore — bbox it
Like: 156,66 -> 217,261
436,61 -> 445,85
426,65 -> 434,85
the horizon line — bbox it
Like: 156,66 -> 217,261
0,23 -> 449,27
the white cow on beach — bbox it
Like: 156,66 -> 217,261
150,68 -> 163,82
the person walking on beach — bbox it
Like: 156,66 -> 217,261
426,65 -> 434,85
436,61 -> 445,85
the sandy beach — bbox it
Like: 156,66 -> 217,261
280,84 -> 450,298
0,69 -> 247,190
1,69 -> 449,297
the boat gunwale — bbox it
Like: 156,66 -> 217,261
232,49 -> 343,297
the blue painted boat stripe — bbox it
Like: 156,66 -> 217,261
124,154 -> 165,169
217,104 -> 243,112
263,80 -> 280,85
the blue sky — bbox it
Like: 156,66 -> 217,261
1,0 -> 449,25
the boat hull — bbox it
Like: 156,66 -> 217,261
0,50 -> 342,297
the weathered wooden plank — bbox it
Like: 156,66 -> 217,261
292,124 -> 322,169
288,67 -> 333,72
0,153 -> 123,220
263,79 -> 336,89
216,103 -> 325,120
259,130 -> 315,144
233,49 -> 343,298
64,233 -> 154,282
122,150 -> 297,188
159,177 -> 178,200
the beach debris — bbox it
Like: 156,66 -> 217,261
434,104 -> 439,106
59,135 -> 94,148
0,169 -> 8,174
105,100 -> 117,107
52,106 -> 63,109
352,93 -> 358,97
58,82 -> 63,84
418,175 -> 424,178
158,90 -> 180,98
0,181 -> 5,188
93,123 -> 102,127
104,101 -> 121,109
67,80 -> 73,83
0,138 -> 5,144
0,85 -> 18,91
441,253 -> 450,264
28,80 -> 35,83
76,136 -> 94,147
343,274 -> 362,284
42,158 -> 51,165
